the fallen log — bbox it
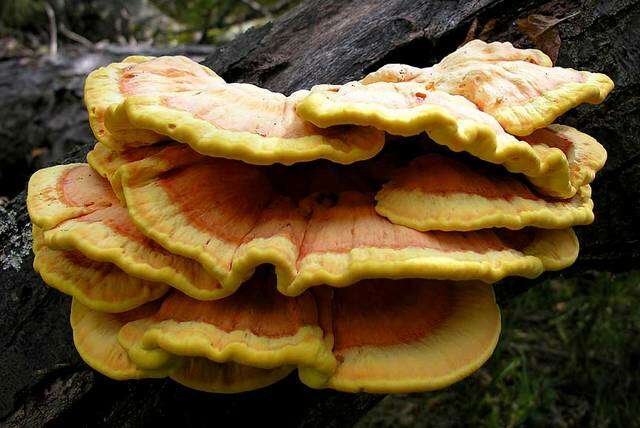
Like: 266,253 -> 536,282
1,0 -> 638,426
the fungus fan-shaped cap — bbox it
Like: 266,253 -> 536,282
522,124 -> 607,195
114,146 -> 579,296
85,56 -> 385,165
27,162 -> 119,230
87,142 -> 168,202
71,299 -> 172,379
87,277 -> 501,393
361,41 -> 551,85
362,40 -> 614,136
171,359 -> 294,393
294,193 -> 579,283
375,153 -> 594,231
118,272 -> 336,377
27,164 -> 224,300
300,279 -> 501,392
84,56 -> 170,151
297,80 -> 605,198
71,299 -> 294,391
431,40 -> 614,136
33,225 -> 168,312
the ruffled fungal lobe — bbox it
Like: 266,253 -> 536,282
86,56 -> 385,165
300,279 -> 501,393
71,299 -> 293,391
522,124 -> 607,194
84,56 -> 168,150
27,163 -> 224,300
71,299 -> 172,379
33,225 -> 169,312
118,272 -> 336,378
116,146 -> 579,295
297,80 -> 605,198
362,40 -> 614,136
430,40 -> 614,136
76,277 -> 501,394
375,153 -> 594,231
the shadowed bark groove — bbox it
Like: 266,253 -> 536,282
1,0 -> 638,426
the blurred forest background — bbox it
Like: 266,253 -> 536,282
0,1 -> 638,427
0,0 -> 299,52
0,0 -> 300,199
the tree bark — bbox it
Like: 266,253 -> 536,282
1,0 -> 638,426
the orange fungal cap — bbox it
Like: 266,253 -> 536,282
375,153 -> 595,231
27,163 -> 225,300
85,56 -> 385,165
361,40 -> 613,136
33,225 -> 168,312
71,276 -> 501,394
71,299 -> 293,391
114,146 -> 579,295
297,80 -> 606,198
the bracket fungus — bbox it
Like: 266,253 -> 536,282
361,40 -> 614,136
90,142 -> 578,295
85,55 -> 385,165
375,153 -> 594,231
33,225 -> 169,313
71,298 -> 295,392
297,82 -> 606,198
70,269 -> 501,393
26,39 -> 612,394
28,164 -> 225,300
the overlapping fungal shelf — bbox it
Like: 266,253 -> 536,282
27,40 -> 612,393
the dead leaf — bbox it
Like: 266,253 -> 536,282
478,19 -> 497,41
517,14 -> 562,63
31,147 -> 48,158
461,18 -> 495,46
518,14 -> 561,38
517,12 -> 579,63
461,18 -> 479,46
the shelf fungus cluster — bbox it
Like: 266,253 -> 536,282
27,40 -> 612,394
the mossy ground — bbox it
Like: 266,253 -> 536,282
357,271 -> 640,428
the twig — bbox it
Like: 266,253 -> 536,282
198,7 -> 216,44
269,0 -> 296,14
59,23 -> 94,49
42,2 -> 57,57
240,0 -> 272,18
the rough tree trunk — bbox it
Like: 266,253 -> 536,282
1,0 -> 638,426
